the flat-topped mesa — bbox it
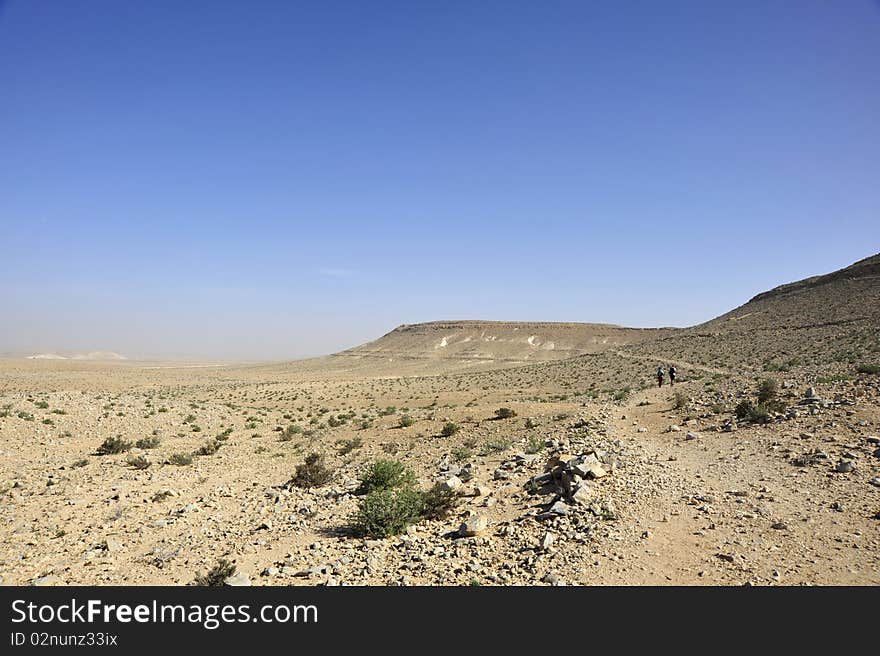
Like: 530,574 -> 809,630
337,320 -> 679,363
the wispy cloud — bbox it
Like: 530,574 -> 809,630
317,267 -> 354,278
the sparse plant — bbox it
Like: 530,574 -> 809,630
168,452 -> 193,466
757,378 -> 778,405
612,387 -> 631,402
96,435 -> 132,455
451,446 -> 472,463
421,482 -> 460,520
290,452 -> 333,488
195,439 -> 221,456
359,459 -> 415,493
126,455 -> 151,470
350,487 -> 424,538
193,559 -> 236,586
482,436 -> 514,455
526,434 -> 546,454
735,400 -> 769,424
857,363 -> 880,375
337,437 -> 363,455
135,436 -> 160,449
280,424 -> 302,441
440,422 -> 460,437
494,407 -> 517,420
398,415 -> 415,428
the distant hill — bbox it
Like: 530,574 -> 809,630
336,320 -> 678,363
333,253 -> 880,374
621,253 -> 880,371
26,351 -> 127,361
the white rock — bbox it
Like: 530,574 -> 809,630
224,571 -> 251,586
459,514 -> 488,537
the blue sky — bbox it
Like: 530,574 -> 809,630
1,1 -> 878,360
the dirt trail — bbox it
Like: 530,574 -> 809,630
592,382 -> 880,585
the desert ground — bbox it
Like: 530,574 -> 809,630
1,255 -> 879,586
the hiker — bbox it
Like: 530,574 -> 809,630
669,365 -> 677,386
657,366 -> 664,388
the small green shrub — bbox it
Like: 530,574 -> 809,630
451,446 -> 472,463
195,439 -> 221,456
96,435 -> 132,455
359,459 -> 415,493
482,436 -> 514,455
350,488 -> 425,538
168,452 -> 193,466
135,436 -> 160,449
526,434 -> 545,454
494,407 -> 517,420
421,482 -> 460,520
126,455 -> 151,470
857,363 -> 880,375
735,400 -> 770,423
757,378 -> 778,405
337,437 -> 363,455
735,400 -> 754,419
440,422 -> 459,437
673,391 -> 688,410
290,453 -> 333,488
398,415 -> 415,428
280,424 -> 302,441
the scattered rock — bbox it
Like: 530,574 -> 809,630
459,514 -> 489,537
836,460 -> 855,473
541,571 -> 560,585
442,476 -> 463,491
103,537 -> 123,553
224,571 -> 251,586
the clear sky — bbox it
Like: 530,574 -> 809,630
1,1 -> 878,360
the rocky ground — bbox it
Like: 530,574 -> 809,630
1,357 -> 877,586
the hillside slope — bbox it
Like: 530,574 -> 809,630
337,320 -> 678,364
621,253 -> 880,372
